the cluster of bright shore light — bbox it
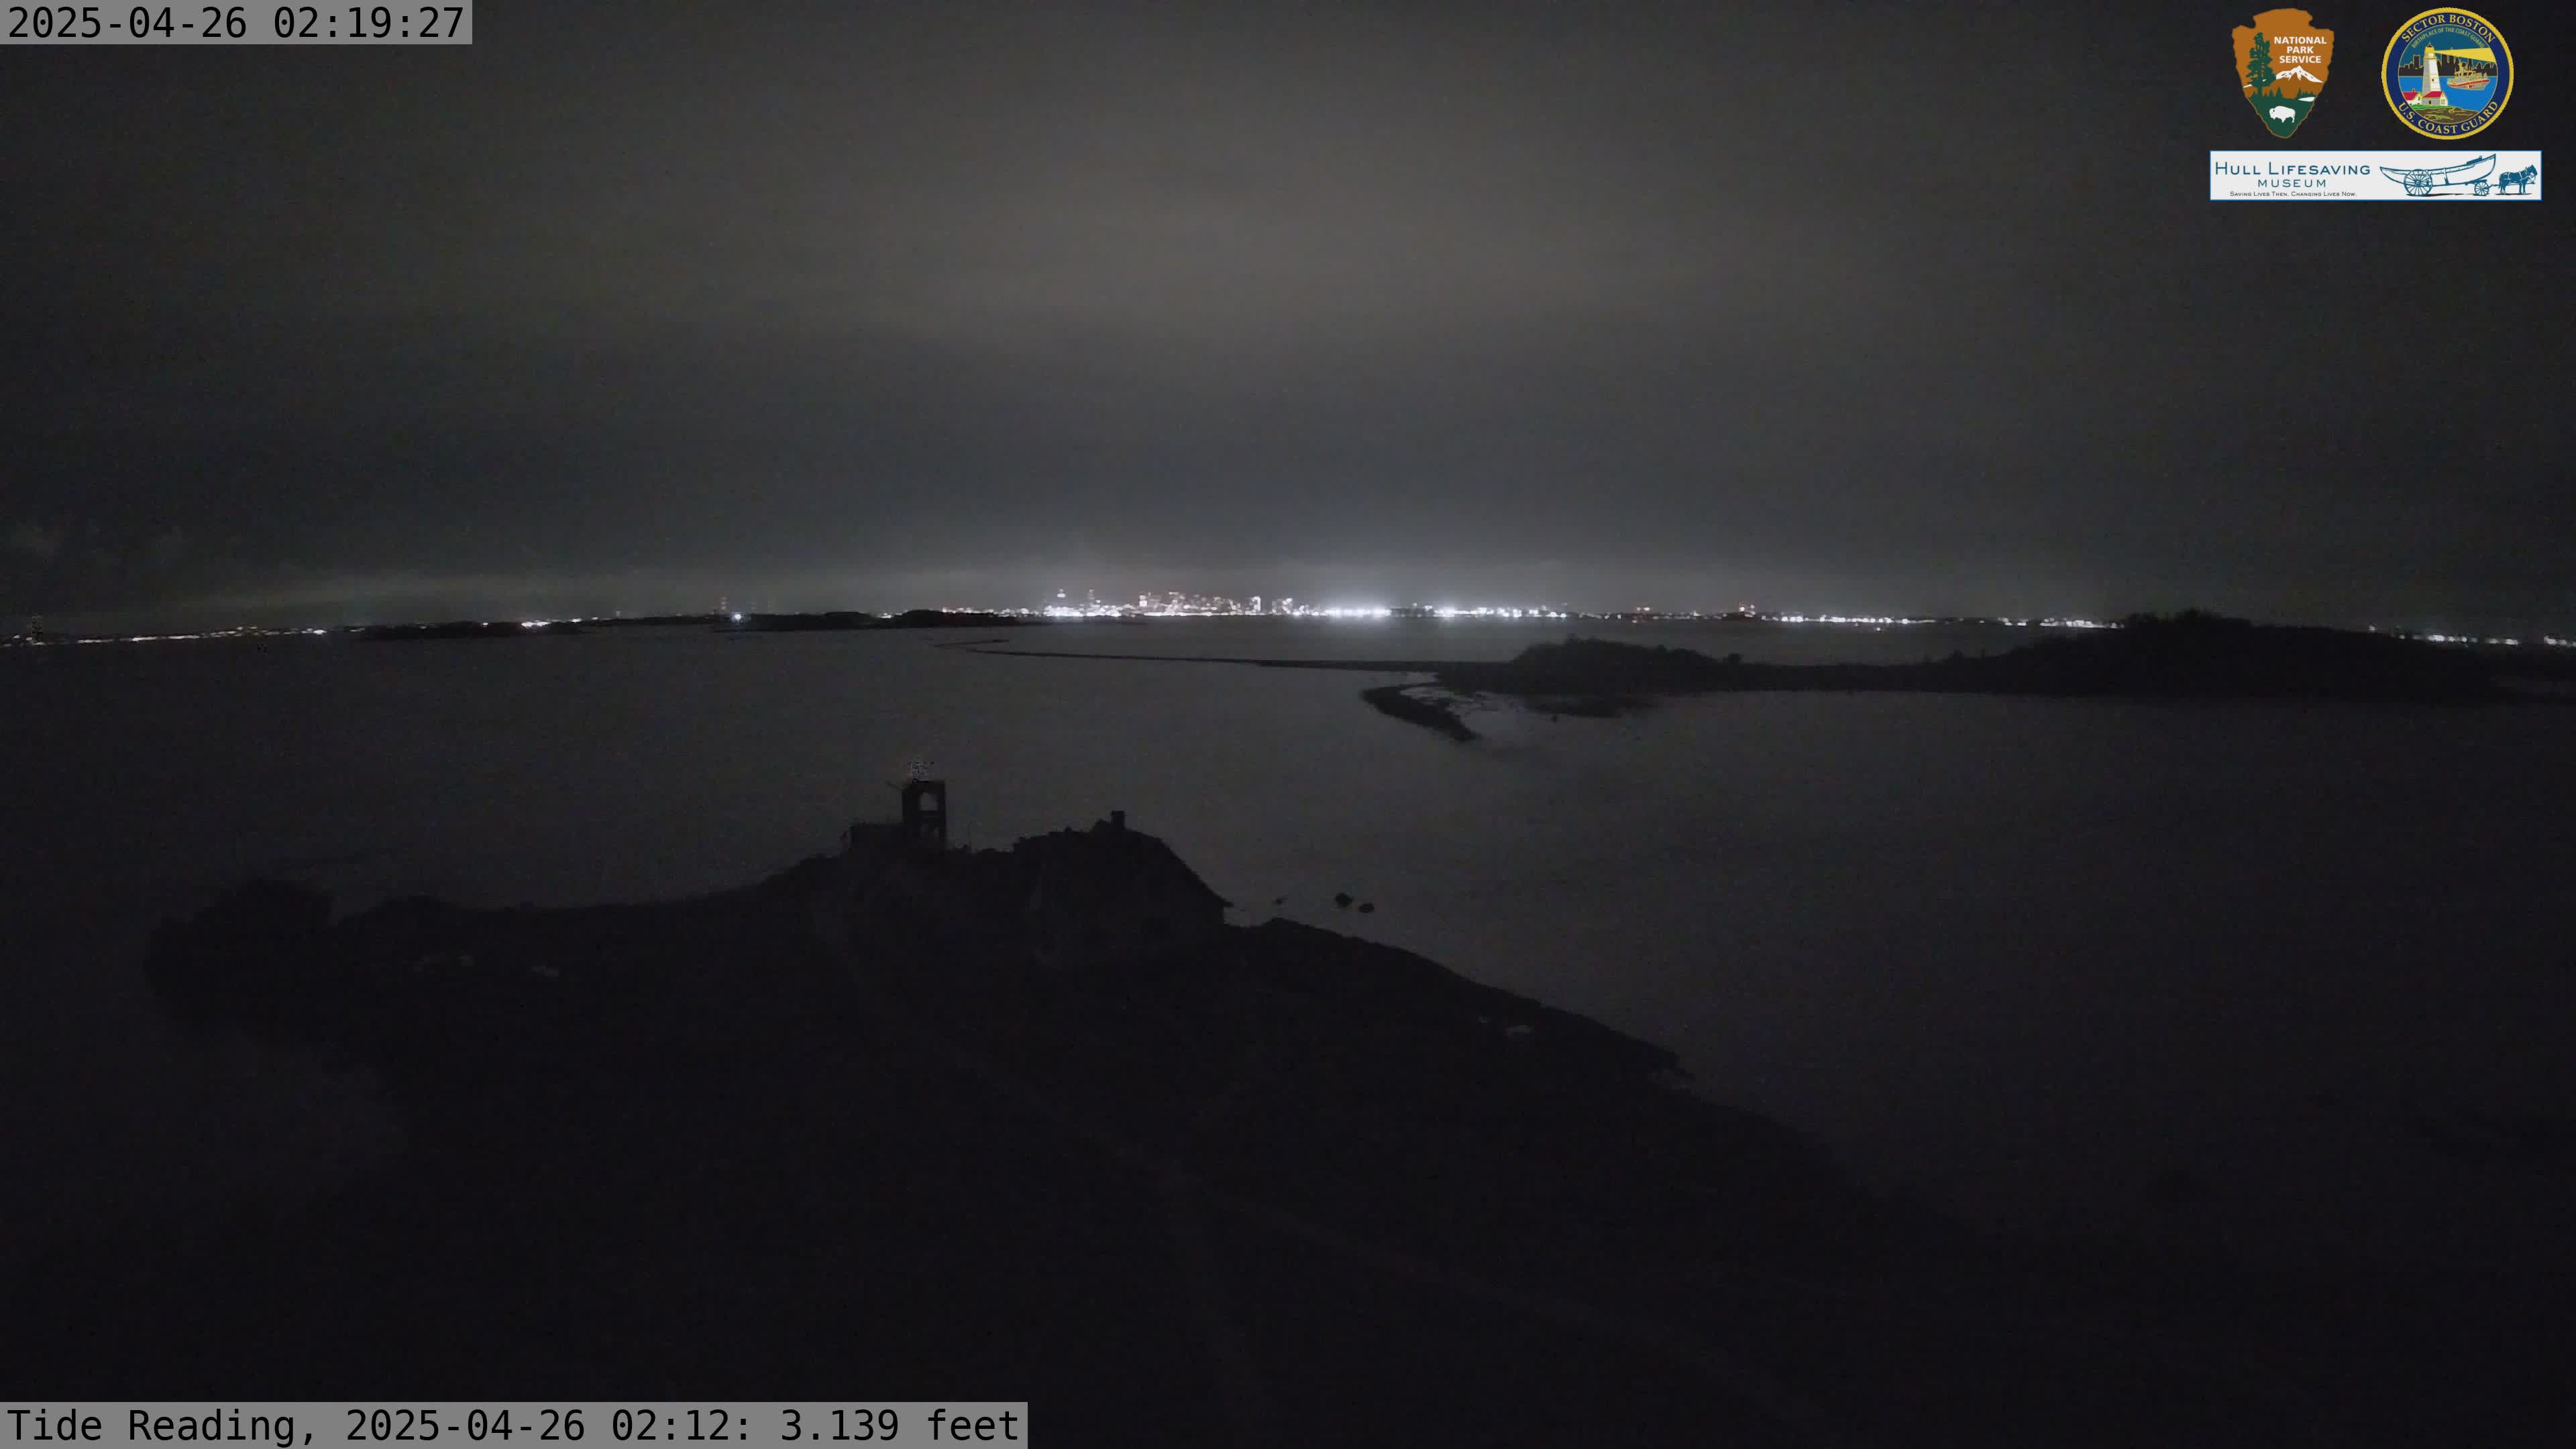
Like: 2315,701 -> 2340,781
2408,631 -> 2554,648
1768,614 -> 2118,629
16,619 -> 2576,649
1039,603 -> 1579,620
1037,605 -> 2126,625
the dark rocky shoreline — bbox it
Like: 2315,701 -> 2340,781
963,613 -> 2537,743
5,813 -> 2563,1442
1364,616 -> 2520,738
1436,614 -> 2508,704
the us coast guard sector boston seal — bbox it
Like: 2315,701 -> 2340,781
2382,9 -> 2512,139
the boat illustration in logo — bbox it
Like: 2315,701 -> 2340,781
2233,9 -> 2333,138
2374,154 -> 2537,198
2381,9 -> 2512,139
2378,154 -> 2495,196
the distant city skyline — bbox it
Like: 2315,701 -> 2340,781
13,591 -> 2569,655
21,570 -> 2576,643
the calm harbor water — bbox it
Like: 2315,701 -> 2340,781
5,618 -> 2570,1277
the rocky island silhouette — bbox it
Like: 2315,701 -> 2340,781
2,790 -> 2556,1442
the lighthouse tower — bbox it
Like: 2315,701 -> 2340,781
2411,44 -> 2446,107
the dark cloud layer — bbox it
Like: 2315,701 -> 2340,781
3,3 -> 2569,629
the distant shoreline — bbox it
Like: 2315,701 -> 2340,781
351,608 -> 1040,641
958,614 -> 2565,741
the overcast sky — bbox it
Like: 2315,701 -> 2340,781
3,3 -> 2567,629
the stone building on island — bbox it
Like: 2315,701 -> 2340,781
839,787 -> 1229,971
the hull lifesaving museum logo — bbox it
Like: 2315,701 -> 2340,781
2382,9 -> 2512,139
2234,9 -> 2333,137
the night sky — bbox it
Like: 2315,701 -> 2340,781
4,3 -> 2568,631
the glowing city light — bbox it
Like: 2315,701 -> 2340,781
10,606 -> 2566,651
2412,631 -> 2530,647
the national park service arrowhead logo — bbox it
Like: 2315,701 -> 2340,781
2235,9 -> 2334,137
